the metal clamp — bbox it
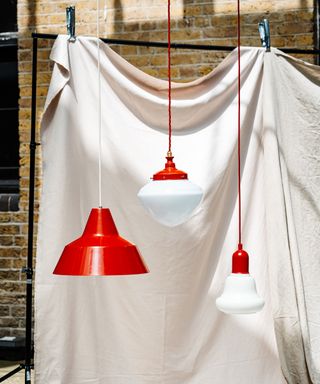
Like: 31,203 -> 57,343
22,267 -> 33,276
29,141 -> 41,150
258,19 -> 271,52
22,267 -> 33,285
66,6 -> 76,42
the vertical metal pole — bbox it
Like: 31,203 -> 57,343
24,36 -> 38,384
316,0 -> 320,65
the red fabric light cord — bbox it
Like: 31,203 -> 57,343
168,0 -> 172,154
237,0 -> 242,247
167,1 -> 241,245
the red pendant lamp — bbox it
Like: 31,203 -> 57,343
137,0 -> 203,227
216,0 -> 264,313
53,208 -> 148,275
53,1 -> 148,276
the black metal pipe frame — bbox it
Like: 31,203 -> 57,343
32,32 -> 320,54
316,0 -> 320,65
0,38 -> 38,384
23,35 -> 38,384
0,365 -> 24,382
1,30 -> 319,383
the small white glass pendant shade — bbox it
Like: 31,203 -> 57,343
216,273 -> 265,314
216,245 -> 265,314
138,155 -> 203,227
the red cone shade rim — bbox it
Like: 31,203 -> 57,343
53,208 -> 149,276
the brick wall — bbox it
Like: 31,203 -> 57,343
0,0 -> 316,337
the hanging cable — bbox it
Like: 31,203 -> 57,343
97,0 -> 102,208
237,0 -> 242,246
167,0 -> 172,155
104,0 -> 108,22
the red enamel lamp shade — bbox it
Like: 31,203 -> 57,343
53,208 -> 149,276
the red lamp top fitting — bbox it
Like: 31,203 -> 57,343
153,153 -> 188,181
232,243 -> 249,274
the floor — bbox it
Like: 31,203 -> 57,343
0,361 -> 33,383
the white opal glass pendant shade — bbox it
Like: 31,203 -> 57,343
138,155 -> 203,227
216,273 -> 265,314
138,179 -> 203,227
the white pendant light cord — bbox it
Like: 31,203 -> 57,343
97,0 -> 102,208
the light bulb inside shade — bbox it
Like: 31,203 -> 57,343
216,273 -> 265,314
138,179 -> 203,227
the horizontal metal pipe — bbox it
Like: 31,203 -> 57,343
31,32 -> 320,54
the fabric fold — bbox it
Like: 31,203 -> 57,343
264,51 -> 320,384
42,35 -> 71,119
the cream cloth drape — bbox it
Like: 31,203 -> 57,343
264,53 -> 320,384
35,35 -> 319,384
